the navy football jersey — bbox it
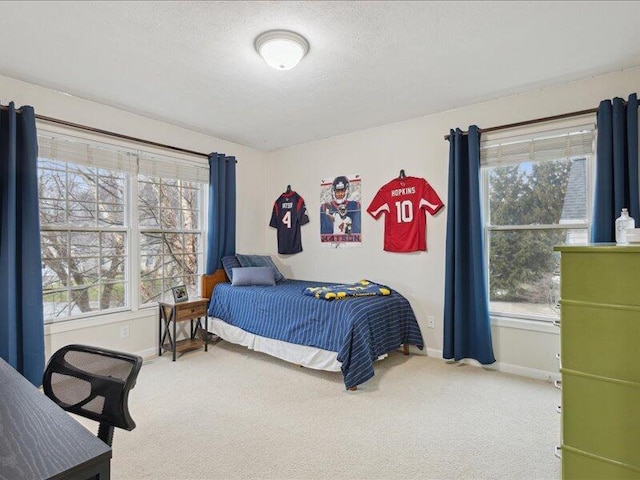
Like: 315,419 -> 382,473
269,191 -> 310,254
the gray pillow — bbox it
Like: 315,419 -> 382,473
236,254 -> 285,282
231,267 -> 276,286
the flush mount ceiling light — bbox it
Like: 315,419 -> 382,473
255,30 -> 309,71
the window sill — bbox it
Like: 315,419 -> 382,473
44,307 -> 157,335
490,315 -> 559,334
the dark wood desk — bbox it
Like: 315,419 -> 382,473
0,358 -> 111,480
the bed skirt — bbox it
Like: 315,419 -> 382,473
207,317 -> 343,372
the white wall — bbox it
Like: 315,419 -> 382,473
5,66 -> 640,380
0,74 -> 267,360
264,66 -> 640,380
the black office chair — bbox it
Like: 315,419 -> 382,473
42,344 -> 143,446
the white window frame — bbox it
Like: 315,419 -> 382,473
39,159 -> 132,321
136,174 -> 204,307
37,125 -> 209,329
480,118 -> 596,329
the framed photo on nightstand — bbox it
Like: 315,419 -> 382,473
172,285 -> 188,303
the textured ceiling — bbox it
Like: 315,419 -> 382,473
1,1 -> 640,151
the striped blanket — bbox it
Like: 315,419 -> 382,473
303,279 -> 391,300
207,279 -> 423,390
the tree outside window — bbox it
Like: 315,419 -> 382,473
482,127 -> 593,321
38,136 -> 205,324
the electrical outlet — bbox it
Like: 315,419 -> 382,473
120,325 -> 130,338
427,316 -> 435,329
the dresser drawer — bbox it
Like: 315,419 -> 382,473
561,303 -> 640,383
562,372 -> 640,469
176,303 -> 207,320
562,447 -> 640,480
560,251 -> 640,306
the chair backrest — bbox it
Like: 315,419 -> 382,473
43,344 -> 142,445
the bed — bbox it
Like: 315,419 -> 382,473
202,262 -> 424,391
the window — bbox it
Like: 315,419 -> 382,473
39,158 -> 128,319
481,124 -> 595,322
38,132 -> 208,323
138,175 -> 202,305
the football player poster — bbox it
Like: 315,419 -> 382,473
320,174 -> 362,248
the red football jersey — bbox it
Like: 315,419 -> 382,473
367,176 -> 444,252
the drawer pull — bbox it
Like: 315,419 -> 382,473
556,404 -> 562,414
554,445 -> 562,459
554,380 -> 562,390
553,320 -> 561,328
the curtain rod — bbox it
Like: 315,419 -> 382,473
443,107 -> 598,141
36,114 -> 212,158
1,104 -> 210,158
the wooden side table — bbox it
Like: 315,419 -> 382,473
159,297 -> 209,361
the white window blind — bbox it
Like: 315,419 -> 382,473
138,153 -> 209,183
38,134 -> 138,173
481,125 -> 596,167
39,133 -> 209,183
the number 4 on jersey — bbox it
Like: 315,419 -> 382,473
269,191 -> 310,254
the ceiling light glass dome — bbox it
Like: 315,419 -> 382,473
255,30 -> 309,71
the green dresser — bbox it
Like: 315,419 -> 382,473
554,245 -> 640,479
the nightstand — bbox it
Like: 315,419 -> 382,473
158,297 -> 209,361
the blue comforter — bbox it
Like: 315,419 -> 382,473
207,279 -> 424,389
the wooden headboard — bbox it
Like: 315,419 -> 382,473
201,269 -> 229,299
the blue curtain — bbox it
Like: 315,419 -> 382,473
443,126 -> 495,365
205,152 -> 236,274
592,94 -> 640,242
0,102 -> 45,386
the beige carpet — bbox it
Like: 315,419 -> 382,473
86,342 -> 560,480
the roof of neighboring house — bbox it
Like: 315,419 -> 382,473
560,158 -> 587,223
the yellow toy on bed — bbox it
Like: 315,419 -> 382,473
303,279 -> 391,300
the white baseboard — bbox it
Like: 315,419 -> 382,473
422,348 -> 561,382
142,343 -> 562,383
136,347 -> 160,361
487,360 -> 561,382
425,347 -> 441,358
